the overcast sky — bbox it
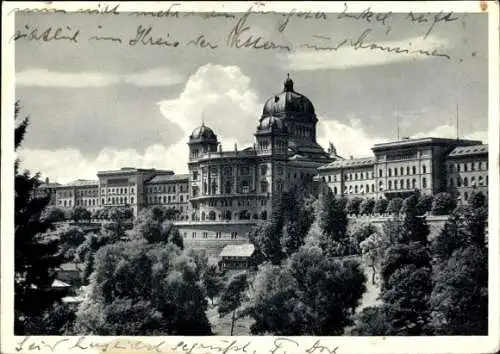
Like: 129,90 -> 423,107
13,6 -> 488,183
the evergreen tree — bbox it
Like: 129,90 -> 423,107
317,190 -> 349,256
14,101 -> 65,334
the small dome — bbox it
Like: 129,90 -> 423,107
258,116 -> 286,132
262,74 -> 316,121
190,123 -> 217,141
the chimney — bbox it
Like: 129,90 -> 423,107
45,177 -> 49,184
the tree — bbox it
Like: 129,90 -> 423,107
416,194 -> 433,214
56,225 -> 86,262
431,192 -> 456,215
348,221 -> 377,255
359,198 -> 376,216
468,190 -> 487,209
373,198 -> 388,215
317,191 -> 349,256
360,231 -> 386,285
73,241 -> 211,335
352,306 -> 392,335
245,243 -> 366,335
218,273 -> 248,336
41,206 -> 66,223
346,197 -> 363,216
430,245 -> 487,335
385,197 -> 403,215
72,207 -> 91,223
202,265 -> 225,306
400,192 -> 430,244
15,101 -> 65,334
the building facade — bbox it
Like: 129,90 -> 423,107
317,137 -> 487,201
36,75 -> 489,256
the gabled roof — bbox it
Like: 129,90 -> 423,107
219,244 -> 255,258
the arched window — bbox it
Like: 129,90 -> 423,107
371,184 -> 374,193
412,178 -> 416,189
388,168 -> 392,177
463,177 -> 469,187
366,184 -> 369,194
457,177 -> 462,187
388,181 -> 392,190
208,211 -> 216,220
379,181 -> 384,191
224,210 -> 232,220
412,166 -> 416,174
394,168 -> 398,177
406,166 -> 410,175
406,179 -> 410,189
422,177 -> 427,188
203,182 -> 207,195
163,196 -> 167,203
201,211 -> 206,221
239,210 -> 250,220
400,167 -> 404,175
400,179 -> 404,189
422,165 -> 427,174
131,197 -> 134,204
354,185 -> 358,193
379,169 -> 383,177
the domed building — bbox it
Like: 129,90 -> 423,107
177,75 -> 334,254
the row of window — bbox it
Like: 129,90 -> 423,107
332,177 -> 429,195
449,175 -> 488,188
76,189 -> 98,197
146,184 -> 187,194
148,195 -> 184,204
187,231 -> 238,239
383,165 -> 426,178
75,198 -> 97,207
448,161 -> 488,173
102,187 -> 135,195
103,196 -> 134,205
190,210 -> 268,222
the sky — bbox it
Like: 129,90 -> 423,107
12,4 -> 489,184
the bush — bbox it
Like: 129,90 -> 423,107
374,198 -> 388,214
359,198 -> 376,215
386,197 -> 403,215
431,192 -> 456,215
416,194 -> 433,214
346,197 -> 363,216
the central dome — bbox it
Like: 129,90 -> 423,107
261,75 -> 316,121
190,123 -> 217,141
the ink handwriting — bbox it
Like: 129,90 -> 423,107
128,25 -> 180,47
11,25 -> 80,43
226,11 -> 291,51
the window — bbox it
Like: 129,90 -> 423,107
215,232 -> 221,239
463,177 -> 469,187
328,175 -> 332,182
406,179 -> 410,189
464,192 -> 469,201
388,169 -> 392,177
406,166 -> 410,175
422,165 -> 427,174
180,195 -> 184,202
241,166 -> 250,175
203,232 -> 208,239
354,185 -> 358,193
260,181 -> 268,193
231,232 -> 238,239
400,167 -> 404,175
457,177 -> 462,187
412,178 -> 416,189
478,176 -> 484,186
388,180 -> 392,190
260,165 -> 267,176
422,177 -> 427,188
333,187 -> 338,195
371,184 -> 374,193
241,181 -> 250,193
379,169 -> 383,177
192,232 -> 197,238
394,168 -> 398,177
464,163 -> 469,172
355,173 -> 358,180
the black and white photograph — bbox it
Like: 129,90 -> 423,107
2,1 -> 499,353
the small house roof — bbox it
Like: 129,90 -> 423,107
219,244 -> 255,258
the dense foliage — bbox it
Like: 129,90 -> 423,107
15,101 -> 65,334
